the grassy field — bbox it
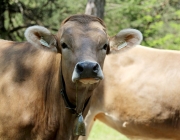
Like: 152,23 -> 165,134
88,120 -> 129,140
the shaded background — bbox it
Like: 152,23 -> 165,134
1,0 -> 180,50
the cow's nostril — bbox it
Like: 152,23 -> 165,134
77,63 -> 84,73
93,63 -> 99,73
72,61 -> 103,82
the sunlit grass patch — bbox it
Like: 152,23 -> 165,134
88,120 -> 129,140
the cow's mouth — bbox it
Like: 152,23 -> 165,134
79,78 -> 100,84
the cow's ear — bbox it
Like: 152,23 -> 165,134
25,25 -> 58,52
109,29 -> 143,53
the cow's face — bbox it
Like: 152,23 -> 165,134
24,15 -> 110,105
58,19 -> 109,88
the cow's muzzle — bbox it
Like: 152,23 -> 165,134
72,61 -> 104,84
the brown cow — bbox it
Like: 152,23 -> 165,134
0,14 -> 142,140
79,44 -> 180,140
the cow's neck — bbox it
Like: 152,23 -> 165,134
60,72 -> 91,113
58,64 -> 95,139
60,71 -> 76,113
58,89 -> 92,140
32,52 -> 61,139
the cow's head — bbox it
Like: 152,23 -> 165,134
24,14 -> 142,104
57,15 -> 110,88
25,15 -> 109,99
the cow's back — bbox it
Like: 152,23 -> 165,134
82,45 -> 180,140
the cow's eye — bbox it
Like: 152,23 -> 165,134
61,43 -> 68,49
102,44 -> 108,50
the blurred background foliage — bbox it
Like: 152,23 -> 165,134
105,0 -> 180,50
0,0 -> 86,40
1,0 -> 180,50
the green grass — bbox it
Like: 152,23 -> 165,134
88,120 -> 129,140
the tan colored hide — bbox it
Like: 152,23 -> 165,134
80,45 -> 180,140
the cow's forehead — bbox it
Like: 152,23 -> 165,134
61,21 -> 106,34
59,21 -> 108,47
89,22 -> 106,33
